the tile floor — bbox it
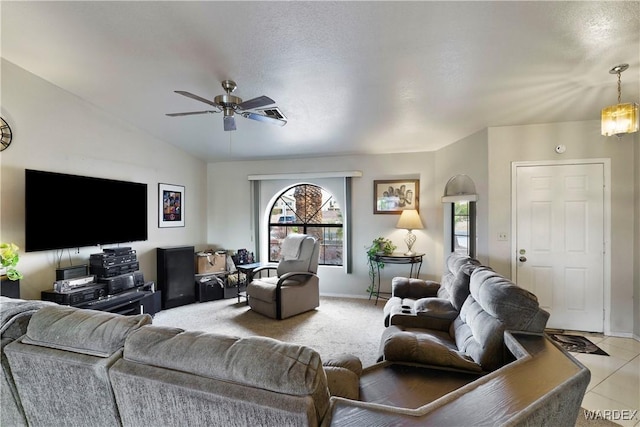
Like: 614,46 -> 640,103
570,333 -> 640,427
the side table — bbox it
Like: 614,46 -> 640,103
369,252 -> 424,305
234,262 -> 262,303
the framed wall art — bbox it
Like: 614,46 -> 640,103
159,183 -> 185,227
373,179 -> 419,214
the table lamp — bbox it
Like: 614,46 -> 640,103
396,209 -> 424,256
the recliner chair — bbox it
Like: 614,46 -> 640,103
247,234 -> 320,319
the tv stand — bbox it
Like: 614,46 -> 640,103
76,290 -> 161,316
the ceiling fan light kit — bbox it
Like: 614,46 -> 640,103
167,80 -> 287,131
601,64 -> 639,137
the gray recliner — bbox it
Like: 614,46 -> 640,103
247,234 -> 320,319
383,253 -> 480,330
380,266 -> 550,372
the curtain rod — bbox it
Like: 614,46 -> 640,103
247,171 -> 363,181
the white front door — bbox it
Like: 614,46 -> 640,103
514,163 -> 604,332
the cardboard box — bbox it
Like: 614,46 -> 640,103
196,252 -> 227,274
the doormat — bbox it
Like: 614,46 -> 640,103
548,333 -> 609,356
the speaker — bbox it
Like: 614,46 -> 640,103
156,246 -> 196,309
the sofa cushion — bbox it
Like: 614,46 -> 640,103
21,305 -> 151,357
450,267 -> 550,371
414,298 -> 458,320
380,325 -> 483,372
467,267 -> 549,332
451,300 -> 506,371
123,325 -> 327,397
389,277 -> 440,300
436,255 -> 480,310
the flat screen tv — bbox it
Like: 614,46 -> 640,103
25,169 -> 148,252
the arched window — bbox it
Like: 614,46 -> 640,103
268,184 -> 343,266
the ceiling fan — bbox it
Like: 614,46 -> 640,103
166,80 -> 287,131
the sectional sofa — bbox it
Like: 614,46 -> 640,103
0,257 -> 590,427
336,253 -> 590,426
1,299 -> 361,427
380,255 -> 550,372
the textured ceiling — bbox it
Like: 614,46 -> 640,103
2,1 -> 639,162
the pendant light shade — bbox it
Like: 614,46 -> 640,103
601,64 -> 639,137
601,103 -> 639,137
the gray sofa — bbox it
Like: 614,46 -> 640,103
5,304 -> 153,427
326,260 -> 587,425
1,279 -> 588,426
380,265 -> 551,372
383,253 -> 480,330
0,297 -> 56,426
1,301 -> 361,427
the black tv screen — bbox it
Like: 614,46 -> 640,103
25,169 -> 148,252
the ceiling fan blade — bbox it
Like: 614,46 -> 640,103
237,96 -> 275,110
223,115 -> 237,131
174,91 -> 219,108
166,110 -> 218,117
242,112 -> 287,126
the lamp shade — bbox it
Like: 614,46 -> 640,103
396,209 -> 424,230
601,102 -> 639,136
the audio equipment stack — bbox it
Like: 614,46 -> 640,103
90,248 -> 139,278
41,247 -> 160,315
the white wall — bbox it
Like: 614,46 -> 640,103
207,153 -> 440,297
434,129 -> 489,266
0,60 -> 208,299
488,120 -> 637,335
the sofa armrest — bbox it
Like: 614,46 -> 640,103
323,354 -> 363,400
391,277 -> 440,299
251,265 -> 278,278
389,312 -> 456,331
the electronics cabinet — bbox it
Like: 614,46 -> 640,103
157,246 -> 196,309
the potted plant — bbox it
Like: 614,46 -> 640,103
0,242 -> 24,281
366,237 -> 396,293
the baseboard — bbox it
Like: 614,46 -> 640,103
320,292 -> 373,300
605,331 -> 636,339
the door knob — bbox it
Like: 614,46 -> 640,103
519,256 -> 527,262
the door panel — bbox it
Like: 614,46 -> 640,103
515,163 -> 604,332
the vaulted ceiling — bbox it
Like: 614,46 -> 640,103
2,1 -> 639,162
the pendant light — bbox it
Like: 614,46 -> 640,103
601,64 -> 639,137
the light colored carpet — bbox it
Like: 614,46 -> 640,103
152,295 -> 386,367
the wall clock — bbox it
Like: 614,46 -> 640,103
0,117 -> 12,151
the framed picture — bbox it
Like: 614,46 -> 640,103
159,183 -> 185,227
373,179 -> 419,214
